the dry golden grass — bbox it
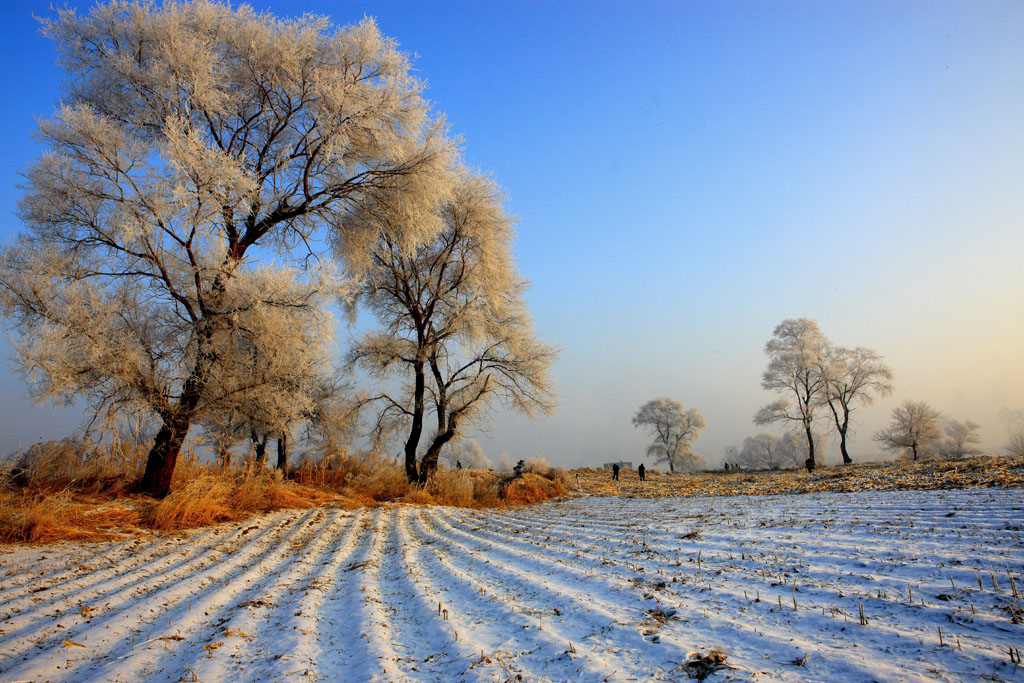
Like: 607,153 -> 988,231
5,438 -> 147,495
0,491 -> 143,543
0,439 -> 570,544
145,472 -> 335,531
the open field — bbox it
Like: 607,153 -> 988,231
574,455 -> 1024,498
2,487 -> 1023,681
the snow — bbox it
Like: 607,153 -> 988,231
2,488 -> 1023,681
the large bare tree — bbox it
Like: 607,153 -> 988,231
632,397 -> 706,472
0,2 -> 452,496
349,171 -> 557,483
820,346 -> 894,464
755,318 -> 829,469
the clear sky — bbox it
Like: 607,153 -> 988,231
1,1 -> 1022,466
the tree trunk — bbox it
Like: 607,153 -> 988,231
419,429 -> 456,484
252,431 -> 268,466
403,359 -> 426,483
839,435 -> 851,465
276,433 -> 288,474
828,399 -> 853,465
139,415 -> 190,497
138,308 -> 222,497
805,422 -> 816,468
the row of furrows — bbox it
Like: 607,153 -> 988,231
176,507 -> 372,682
0,516 -> 286,641
414,506 -> 889,680
477,496 -> 1024,594
0,522 -> 237,608
439,498 -> 1024,675
84,507 -> 366,683
2,487 -> 1021,682
476,499 -> 1024,677
0,508 -> 331,682
401,507 -> 646,681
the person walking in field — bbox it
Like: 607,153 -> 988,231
638,463 -> 646,481
612,463 -> 620,481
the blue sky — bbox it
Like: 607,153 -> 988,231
1,1 -> 1022,466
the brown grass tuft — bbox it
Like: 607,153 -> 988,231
145,473 -> 333,531
0,491 -> 143,543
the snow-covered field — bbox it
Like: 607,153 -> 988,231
2,488 -> 1023,682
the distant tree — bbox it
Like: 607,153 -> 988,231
350,171 -> 557,483
820,346 -> 894,465
875,401 -> 943,461
632,398 -> 706,472
937,418 -> 983,458
442,439 -> 492,470
1001,409 -> 1024,457
738,430 -> 825,470
0,2 -> 452,497
755,318 -> 829,469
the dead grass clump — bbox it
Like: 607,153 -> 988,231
0,491 -> 142,543
6,438 -> 146,495
521,457 -> 571,487
683,649 -> 731,680
423,471 -> 476,507
290,451 -> 406,491
346,466 -> 411,502
145,473 -> 332,531
501,473 -> 567,505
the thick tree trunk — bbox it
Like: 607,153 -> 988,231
138,307 -> 222,497
139,415 -> 191,497
276,433 -> 288,474
418,429 -> 456,484
252,431 -> 268,466
839,431 -> 852,465
403,360 -> 426,483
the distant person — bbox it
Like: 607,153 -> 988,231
612,463 -> 620,481
724,462 -> 730,471
456,460 -> 462,470
638,463 -> 646,481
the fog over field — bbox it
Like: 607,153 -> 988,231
0,1 -> 1021,468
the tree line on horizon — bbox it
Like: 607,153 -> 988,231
633,317 -> 1015,473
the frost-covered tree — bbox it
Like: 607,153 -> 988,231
738,430 -> 824,470
755,318 -> 829,469
632,398 -> 706,472
936,418 -> 983,458
442,438 -> 492,470
349,170 -> 557,483
820,346 -> 894,465
1001,409 -> 1024,457
875,401 -> 943,461
0,2 -> 452,496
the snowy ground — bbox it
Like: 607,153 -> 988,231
2,488 -> 1023,682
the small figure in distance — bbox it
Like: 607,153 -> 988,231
612,463 -> 620,481
456,460 -> 462,470
638,463 -> 646,481
805,457 -> 814,474
724,462 -> 730,471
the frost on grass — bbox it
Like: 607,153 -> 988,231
1,488 -> 1022,681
